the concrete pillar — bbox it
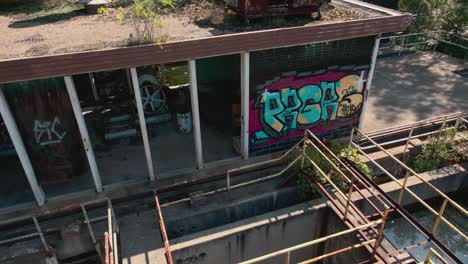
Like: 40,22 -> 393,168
358,34 -> 381,130
241,52 -> 250,160
64,76 -> 103,192
0,87 -> 46,205
188,60 -> 204,169
130,68 -> 156,181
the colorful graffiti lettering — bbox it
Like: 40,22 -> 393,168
250,69 -> 367,144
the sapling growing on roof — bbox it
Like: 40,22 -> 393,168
118,0 -> 175,45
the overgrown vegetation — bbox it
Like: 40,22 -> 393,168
118,0 -> 175,45
293,140 -> 373,199
412,126 -> 468,173
398,0 -> 467,34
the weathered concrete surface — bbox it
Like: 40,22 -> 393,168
362,51 -> 467,132
120,210 -> 165,264
163,180 -> 303,239
170,200 -> 370,264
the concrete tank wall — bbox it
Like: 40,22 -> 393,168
169,200 -> 370,264
163,181 -> 312,239
352,164 -> 467,215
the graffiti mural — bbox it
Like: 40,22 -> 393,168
250,69 -> 368,145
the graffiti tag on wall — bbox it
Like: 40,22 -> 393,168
250,69 -> 368,145
33,117 -> 67,146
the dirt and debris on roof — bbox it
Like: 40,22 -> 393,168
0,0 -> 383,60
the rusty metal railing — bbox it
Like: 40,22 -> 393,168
424,248 -> 449,264
378,30 -> 468,56
226,138 -> 305,191
234,129 -> 394,264
82,198 -> 119,264
238,220 -> 381,264
351,127 -> 468,241
155,192 -> 173,264
350,115 -> 467,263
0,216 -> 52,258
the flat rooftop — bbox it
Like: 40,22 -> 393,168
0,0 -> 404,60
362,51 -> 468,132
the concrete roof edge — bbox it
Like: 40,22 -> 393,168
336,0 -> 406,16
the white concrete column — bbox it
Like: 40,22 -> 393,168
0,87 -> 46,205
64,76 -> 103,192
130,68 -> 156,181
358,34 -> 381,130
240,52 -> 250,160
188,60 -> 204,169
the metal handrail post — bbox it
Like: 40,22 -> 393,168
348,128 -> 354,158
226,171 -> 231,191
155,193 -> 173,264
437,117 -> 448,141
107,205 -> 113,264
452,113 -> 462,141
397,171 -> 410,204
402,124 -> 415,163
424,249 -> 434,264
432,198 -> 449,235
370,208 -> 390,261
301,130 -> 307,168
424,248 -> 449,264
81,203 -> 105,264
33,216 -> 50,256
399,36 -> 405,56
104,232 -> 110,264
343,177 -> 356,221
285,252 -> 290,264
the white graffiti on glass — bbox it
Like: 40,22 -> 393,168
33,117 -> 67,146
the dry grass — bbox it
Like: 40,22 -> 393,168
0,1 -> 368,59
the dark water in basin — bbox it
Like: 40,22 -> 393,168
384,205 -> 467,263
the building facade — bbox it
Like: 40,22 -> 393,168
0,0 -> 411,212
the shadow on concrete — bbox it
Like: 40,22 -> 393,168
9,9 -> 85,28
363,51 -> 468,131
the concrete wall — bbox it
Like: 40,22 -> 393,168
169,201 -> 370,264
352,164 -> 468,215
163,180 -> 308,239
249,37 -> 374,156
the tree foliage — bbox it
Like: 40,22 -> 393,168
398,0 -> 467,34
119,0 -> 175,45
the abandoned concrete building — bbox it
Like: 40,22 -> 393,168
0,0 -> 467,263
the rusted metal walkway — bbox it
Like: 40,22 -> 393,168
0,113 -> 466,264
238,112 -> 467,264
